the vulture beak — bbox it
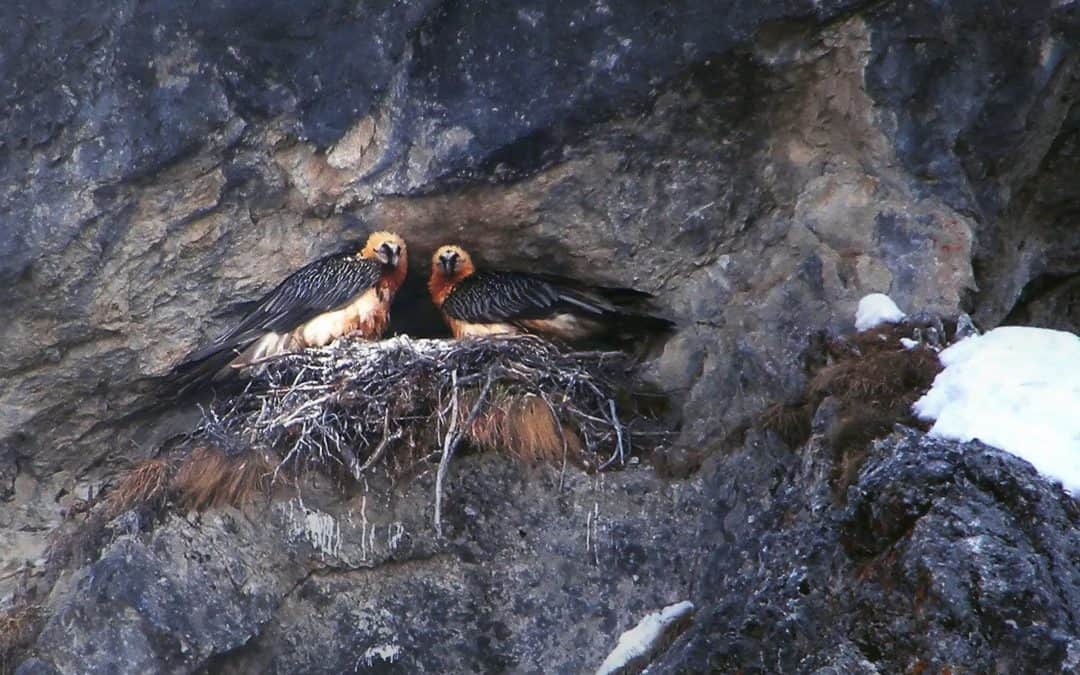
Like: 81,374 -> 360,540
439,252 -> 458,275
378,243 -> 399,267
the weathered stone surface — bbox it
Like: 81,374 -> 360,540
654,428 -> 1080,673
2,0 -> 1079,671
27,457 -> 708,673
862,0 -> 1080,329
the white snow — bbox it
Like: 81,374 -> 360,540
899,337 -> 920,350
595,601 -> 695,675
914,326 -> 1080,493
854,293 -> 907,331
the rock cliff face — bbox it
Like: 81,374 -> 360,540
2,0 -> 1078,672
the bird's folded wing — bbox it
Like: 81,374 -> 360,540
442,271 -> 611,323
182,255 -> 382,363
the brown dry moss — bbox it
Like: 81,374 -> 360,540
759,401 -> 813,449
813,342 -> 941,499
172,447 -> 275,511
104,457 -> 174,518
759,322 -> 946,498
809,347 -> 941,415
466,391 -> 585,465
827,406 -> 899,495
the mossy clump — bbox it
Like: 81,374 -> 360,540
757,320 -> 946,498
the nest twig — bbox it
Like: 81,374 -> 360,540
185,336 -> 665,524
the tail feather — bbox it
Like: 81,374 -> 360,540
556,281 -> 675,349
534,273 -> 659,309
554,282 -> 664,319
166,348 -> 236,397
599,286 -> 675,345
610,311 -> 675,336
595,286 -> 656,306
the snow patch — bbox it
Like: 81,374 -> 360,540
914,326 -> 1080,493
596,601 -> 695,675
855,293 -> 906,331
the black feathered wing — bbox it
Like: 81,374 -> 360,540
441,271 -> 617,324
441,270 -> 674,345
179,254 -> 383,365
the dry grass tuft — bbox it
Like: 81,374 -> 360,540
827,406 -> 900,494
759,401 -> 813,449
759,321 -> 948,497
0,605 -> 42,675
811,338 -> 941,498
466,392 -> 585,465
171,446 -> 275,511
848,325 -> 913,355
809,347 -> 941,415
104,458 -> 174,518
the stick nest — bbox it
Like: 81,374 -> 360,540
195,335 -> 664,486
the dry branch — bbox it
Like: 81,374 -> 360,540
191,336 -> 664,494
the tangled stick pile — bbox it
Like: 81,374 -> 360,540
105,336 -> 665,520
213,335 -> 657,471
